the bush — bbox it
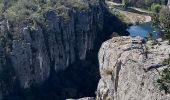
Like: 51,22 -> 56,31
104,69 -> 113,75
150,3 -> 162,13
151,7 -> 170,40
151,14 -> 159,29
162,57 -> 170,66
2,0 -> 91,25
0,3 -> 3,15
6,0 -> 38,23
64,0 -> 89,10
159,7 -> 170,39
157,66 -> 170,94
157,56 -> 170,94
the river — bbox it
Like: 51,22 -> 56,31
127,22 -> 159,39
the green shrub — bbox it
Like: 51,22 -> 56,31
104,69 -> 112,75
150,3 -> 161,13
162,57 -> 170,66
157,56 -> 170,93
151,7 -> 170,40
0,3 -> 3,16
64,0 -> 89,10
2,0 -> 91,25
151,14 -> 159,29
159,7 -> 170,39
157,66 -> 170,94
6,0 -> 38,23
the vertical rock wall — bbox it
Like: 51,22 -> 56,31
0,0 -> 105,97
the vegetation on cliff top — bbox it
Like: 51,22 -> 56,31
120,0 -> 168,9
0,0 -> 94,24
152,6 -> 170,39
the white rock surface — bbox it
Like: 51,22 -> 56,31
67,97 -> 95,100
96,36 -> 170,100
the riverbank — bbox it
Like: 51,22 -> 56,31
118,10 -> 151,24
107,1 -> 152,24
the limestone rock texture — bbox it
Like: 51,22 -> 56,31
96,36 -> 170,100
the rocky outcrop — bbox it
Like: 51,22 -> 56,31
97,36 -> 170,100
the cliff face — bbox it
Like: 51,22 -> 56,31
0,0 -> 105,99
97,36 -> 170,100
11,6 -> 104,89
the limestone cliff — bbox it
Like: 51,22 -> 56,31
97,36 -> 170,100
0,0 -> 106,99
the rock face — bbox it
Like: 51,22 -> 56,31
97,36 -> 170,100
168,0 -> 170,4
0,0 -> 106,98
168,0 -> 170,7
10,5 -> 104,88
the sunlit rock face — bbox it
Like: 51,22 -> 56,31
168,0 -> 170,4
97,36 -> 170,100
168,0 -> 170,8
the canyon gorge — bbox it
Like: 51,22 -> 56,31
0,0 -> 170,100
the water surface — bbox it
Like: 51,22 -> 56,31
127,22 -> 159,38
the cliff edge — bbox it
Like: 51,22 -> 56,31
97,36 -> 170,100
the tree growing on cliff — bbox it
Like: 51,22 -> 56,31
159,7 -> 170,39
151,6 -> 170,39
157,56 -> 170,94
122,0 -> 128,8
150,3 -> 162,13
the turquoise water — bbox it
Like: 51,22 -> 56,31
127,22 -> 159,38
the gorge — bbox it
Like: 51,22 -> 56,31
0,0 -> 170,100
0,0 -> 128,100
